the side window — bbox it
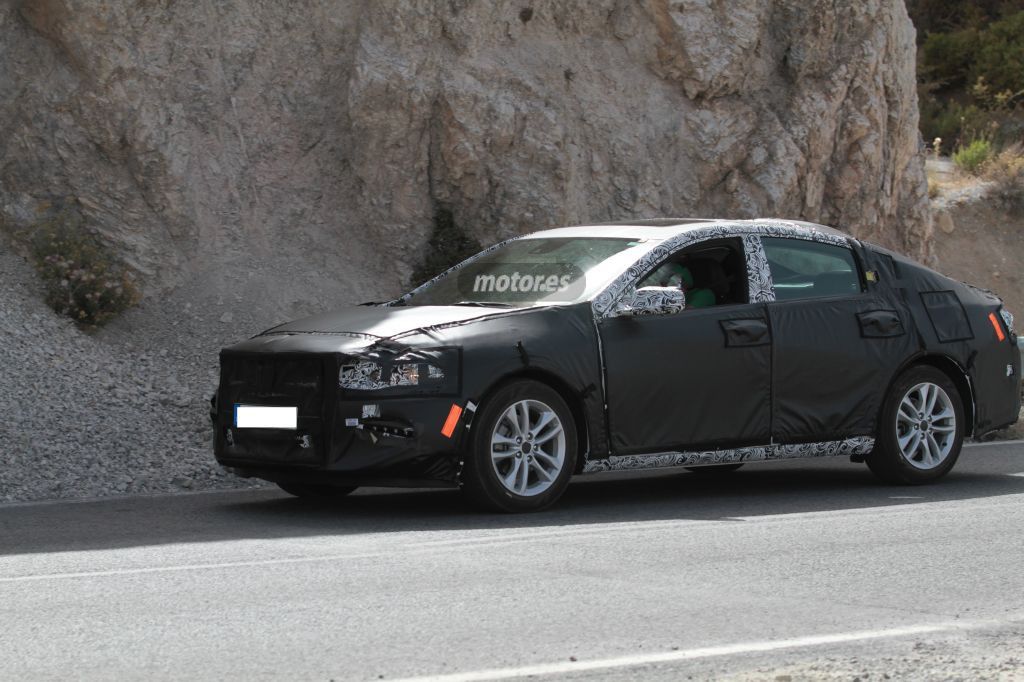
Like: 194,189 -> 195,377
762,237 -> 862,302
636,238 -> 749,308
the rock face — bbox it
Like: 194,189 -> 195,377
1,0 -> 930,301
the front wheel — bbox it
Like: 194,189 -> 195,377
462,380 -> 578,512
866,366 -> 965,484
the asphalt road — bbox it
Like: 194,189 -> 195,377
2,442 -> 1024,681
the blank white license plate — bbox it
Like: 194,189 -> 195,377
234,405 -> 297,429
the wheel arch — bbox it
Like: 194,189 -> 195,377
884,353 -> 976,436
472,368 -> 591,474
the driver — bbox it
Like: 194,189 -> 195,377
641,262 -> 715,308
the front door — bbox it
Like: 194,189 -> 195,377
597,238 -> 772,454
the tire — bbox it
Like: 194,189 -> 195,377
686,463 -> 744,474
276,482 -> 358,499
462,379 -> 578,512
866,365 -> 965,485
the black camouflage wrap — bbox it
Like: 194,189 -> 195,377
213,220 -> 1020,488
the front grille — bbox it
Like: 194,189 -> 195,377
218,353 -> 328,465
221,354 -> 323,415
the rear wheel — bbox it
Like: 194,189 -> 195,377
276,482 -> 358,499
866,365 -> 964,484
462,379 -> 577,512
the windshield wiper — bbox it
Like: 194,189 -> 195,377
451,301 -> 518,308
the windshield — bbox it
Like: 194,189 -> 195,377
403,237 -> 648,307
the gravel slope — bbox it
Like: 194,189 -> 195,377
0,244 -> 276,502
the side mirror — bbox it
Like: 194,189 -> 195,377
608,286 -> 686,318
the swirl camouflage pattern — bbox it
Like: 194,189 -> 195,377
593,220 -> 848,316
582,437 -> 877,473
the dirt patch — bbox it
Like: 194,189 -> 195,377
928,161 -> 1024,440
931,194 -> 1024,319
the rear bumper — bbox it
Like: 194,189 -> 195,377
971,333 -> 1022,436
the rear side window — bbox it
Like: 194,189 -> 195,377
763,237 -> 862,301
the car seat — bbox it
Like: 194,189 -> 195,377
688,259 -> 731,304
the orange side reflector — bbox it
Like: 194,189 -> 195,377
440,404 -> 463,438
989,312 -> 1006,342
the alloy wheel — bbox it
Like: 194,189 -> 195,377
895,381 -> 957,470
490,399 -> 566,496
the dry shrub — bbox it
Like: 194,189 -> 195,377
30,212 -> 140,328
983,144 -> 1024,215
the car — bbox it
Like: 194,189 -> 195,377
211,218 -> 1021,512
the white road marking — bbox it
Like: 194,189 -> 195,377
389,616 -> 1024,682
0,521 -> 713,584
0,551 -> 391,584
1009,472 -> 1024,477
0,486 -> 278,509
965,439 -> 1024,447
3,494 -> 1024,584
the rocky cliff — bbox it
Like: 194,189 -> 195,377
1,0 -> 930,303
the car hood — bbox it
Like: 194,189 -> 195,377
263,305 -> 513,339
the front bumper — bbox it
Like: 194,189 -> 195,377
213,351 -> 468,485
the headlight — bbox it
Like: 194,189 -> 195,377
339,361 -> 387,390
390,362 -> 445,386
339,349 -> 456,393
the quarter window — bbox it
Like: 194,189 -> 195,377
762,237 -> 862,301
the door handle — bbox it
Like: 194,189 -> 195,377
720,318 -> 771,347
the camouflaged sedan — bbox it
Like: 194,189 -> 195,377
212,218 -> 1020,512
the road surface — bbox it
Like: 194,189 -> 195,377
2,442 -> 1024,680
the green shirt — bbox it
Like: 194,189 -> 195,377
686,288 -> 715,308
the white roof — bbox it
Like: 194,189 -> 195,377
522,218 -> 851,241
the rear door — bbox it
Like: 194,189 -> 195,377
762,236 -> 907,442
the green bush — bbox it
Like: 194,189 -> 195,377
953,138 -> 994,174
921,29 -> 980,90
30,213 -> 140,328
915,7 -> 1024,146
906,1 -> 1024,37
971,11 -> 1024,95
918,89 -> 990,145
